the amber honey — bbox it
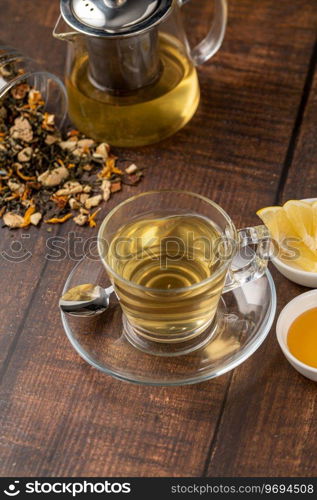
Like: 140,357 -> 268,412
287,308 -> 317,368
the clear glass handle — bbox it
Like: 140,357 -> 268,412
178,0 -> 228,65
53,14 -> 78,41
223,225 -> 272,294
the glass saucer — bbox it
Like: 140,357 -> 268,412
61,255 -> 276,386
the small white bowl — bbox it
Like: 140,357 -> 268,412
271,198 -> 317,288
276,290 -> 317,381
272,257 -> 317,288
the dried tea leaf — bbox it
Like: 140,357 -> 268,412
0,81 -> 144,229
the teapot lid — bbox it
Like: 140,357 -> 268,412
60,0 -> 173,37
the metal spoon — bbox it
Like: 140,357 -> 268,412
59,283 -> 114,317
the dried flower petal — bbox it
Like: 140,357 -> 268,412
45,213 -> 73,224
88,208 -> 101,228
51,194 -> 69,210
0,80 -> 144,229
15,163 -> 37,181
20,206 -> 36,228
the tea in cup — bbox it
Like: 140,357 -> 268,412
98,191 -> 270,355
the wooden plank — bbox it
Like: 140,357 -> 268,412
280,60 -> 317,202
1,0 -> 317,477
206,271 -> 317,477
0,1 -> 65,370
207,5 -> 317,477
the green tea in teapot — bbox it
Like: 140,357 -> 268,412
66,33 -> 200,147
55,0 -> 227,147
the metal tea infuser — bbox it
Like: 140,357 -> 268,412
54,0 -> 228,146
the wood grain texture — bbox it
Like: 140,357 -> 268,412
1,0 -> 317,477
281,57 -> 317,202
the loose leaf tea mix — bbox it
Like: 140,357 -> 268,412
0,81 -> 144,229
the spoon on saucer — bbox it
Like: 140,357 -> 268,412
59,283 -> 114,317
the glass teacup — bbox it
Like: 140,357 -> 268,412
97,191 -> 270,356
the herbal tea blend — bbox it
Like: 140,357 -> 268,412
0,81 -> 144,229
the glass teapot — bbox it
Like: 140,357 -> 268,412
54,0 -> 227,147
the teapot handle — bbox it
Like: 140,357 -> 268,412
178,0 -> 228,66
53,14 -> 78,41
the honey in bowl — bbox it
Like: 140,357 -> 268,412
287,308 -> 317,368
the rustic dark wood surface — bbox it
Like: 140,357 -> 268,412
1,0 -> 317,477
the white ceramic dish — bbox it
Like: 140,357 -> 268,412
272,257 -> 317,288
276,289 -> 317,381
271,198 -> 317,288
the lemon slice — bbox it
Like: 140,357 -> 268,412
312,200 -> 317,248
256,206 -> 295,243
283,200 -> 316,252
257,203 -> 317,272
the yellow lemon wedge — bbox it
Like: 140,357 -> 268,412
256,206 -> 295,243
312,201 -> 317,246
283,200 -> 316,252
257,201 -> 317,273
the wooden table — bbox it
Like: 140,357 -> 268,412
1,0 -> 317,477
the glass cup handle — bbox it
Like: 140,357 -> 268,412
178,0 -> 228,65
223,225 -> 272,294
